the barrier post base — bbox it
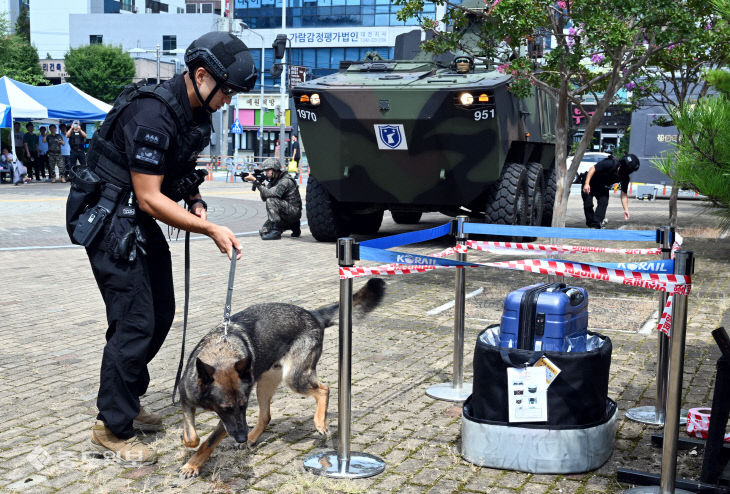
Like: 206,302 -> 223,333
425,382 -> 473,402
622,486 -> 695,494
303,451 -> 385,479
625,406 -> 688,426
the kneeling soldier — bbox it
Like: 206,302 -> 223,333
244,157 -> 302,240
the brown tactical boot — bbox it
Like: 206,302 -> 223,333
133,407 -> 163,432
90,421 -> 157,465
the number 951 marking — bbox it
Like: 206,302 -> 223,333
474,109 -> 495,121
297,109 -> 317,122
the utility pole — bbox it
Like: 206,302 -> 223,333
278,1 -> 287,170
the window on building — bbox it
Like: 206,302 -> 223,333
186,3 -> 197,12
90,35 -> 103,45
162,35 -> 177,51
201,3 -> 214,13
120,0 -> 133,11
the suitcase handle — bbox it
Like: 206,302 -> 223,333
499,349 -> 543,368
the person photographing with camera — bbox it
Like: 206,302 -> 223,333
65,31 -> 257,465
243,157 -> 302,240
66,120 -> 87,170
581,153 -> 640,229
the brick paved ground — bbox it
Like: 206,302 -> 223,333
0,178 -> 728,493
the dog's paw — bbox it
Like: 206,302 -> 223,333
179,463 -> 200,479
232,441 -> 251,450
315,420 -> 330,437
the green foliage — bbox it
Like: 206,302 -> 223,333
14,5 -> 29,42
65,45 -> 135,103
653,95 -> 730,230
705,69 -> 730,95
0,13 -> 46,85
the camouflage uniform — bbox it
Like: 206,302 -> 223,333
256,170 -> 302,235
46,133 -> 65,180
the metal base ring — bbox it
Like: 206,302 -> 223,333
425,382 -> 473,402
625,406 -> 688,426
622,486 -> 694,493
303,451 -> 385,479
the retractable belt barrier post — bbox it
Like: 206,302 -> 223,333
304,238 -> 385,479
622,250 -> 695,494
626,226 -> 687,426
427,216 -> 473,402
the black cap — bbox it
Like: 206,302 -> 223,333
185,32 -> 257,92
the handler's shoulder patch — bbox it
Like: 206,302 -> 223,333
133,145 -> 165,169
133,126 -> 170,151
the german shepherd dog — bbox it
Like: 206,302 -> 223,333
178,278 -> 385,478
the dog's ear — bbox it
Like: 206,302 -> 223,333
196,358 -> 216,386
234,357 -> 251,380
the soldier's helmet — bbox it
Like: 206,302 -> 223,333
453,54 -> 474,74
261,158 -> 281,171
185,32 -> 258,93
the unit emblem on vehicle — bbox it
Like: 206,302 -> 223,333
374,124 -> 408,150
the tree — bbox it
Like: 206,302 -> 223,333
14,5 -> 29,42
65,45 -> 135,103
394,0 -> 712,226
0,13 -> 46,85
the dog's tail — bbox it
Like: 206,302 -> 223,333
312,278 -> 386,328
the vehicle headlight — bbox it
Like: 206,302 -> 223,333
459,92 -> 474,105
310,93 -> 321,106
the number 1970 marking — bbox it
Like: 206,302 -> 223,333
474,109 -> 495,121
297,109 -> 317,122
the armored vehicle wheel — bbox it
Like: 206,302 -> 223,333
391,211 -> 422,224
484,162 -> 529,227
526,163 -> 546,226
541,166 -> 557,226
351,210 -> 384,234
306,176 -> 351,242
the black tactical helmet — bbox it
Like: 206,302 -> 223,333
185,32 -> 257,113
619,153 -> 640,173
185,32 -> 257,92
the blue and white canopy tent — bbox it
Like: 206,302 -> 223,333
0,76 -> 112,160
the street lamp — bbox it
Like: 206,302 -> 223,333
128,45 -> 161,84
240,22 -> 266,161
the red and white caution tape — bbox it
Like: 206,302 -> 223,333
341,254 -> 691,295
484,258 -> 691,295
466,240 -> 682,256
656,294 -> 674,336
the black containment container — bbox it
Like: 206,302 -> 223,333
461,325 -> 618,474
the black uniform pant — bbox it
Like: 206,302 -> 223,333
87,221 -> 174,439
581,187 -> 610,228
69,149 -> 87,170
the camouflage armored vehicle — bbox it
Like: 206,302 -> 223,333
293,24 -> 557,241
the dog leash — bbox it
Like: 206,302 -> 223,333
221,254 -> 237,339
172,247 -> 238,405
171,230 -> 191,406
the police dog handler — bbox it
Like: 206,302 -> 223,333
65,32 -> 256,464
244,157 -> 302,240
581,153 -> 640,229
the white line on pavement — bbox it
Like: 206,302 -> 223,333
426,287 -> 484,316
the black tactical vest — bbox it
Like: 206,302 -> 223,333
86,81 -> 212,195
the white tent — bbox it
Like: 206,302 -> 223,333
0,76 -> 112,162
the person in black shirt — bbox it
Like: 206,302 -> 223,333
581,154 -> 640,228
66,120 -> 87,170
67,31 -> 257,464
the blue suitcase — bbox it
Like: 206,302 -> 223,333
499,283 -> 588,352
